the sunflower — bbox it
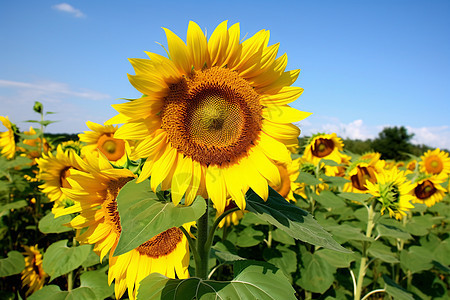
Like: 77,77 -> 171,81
406,160 -> 417,172
58,152 -> 191,300
410,174 -> 447,207
21,245 -> 48,295
79,121 -> 130,165
344,155 -> 385,194
365,167 -> 415,220
302,133 -> 344,166
0,116 -> 18,159
106,21 -> 310,214
419,148 -> 450,176
36,144 -> 87,212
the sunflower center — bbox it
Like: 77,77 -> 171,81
103,177 -> 135,234
161,66 -> 262,166
425,156 -> 443,174
97,134 -> 126,162
351,166 -> 377,191
271,164 -> 291,198
136,227 -> 183,258
415,180 -> 436,200
312,138 -> 334,158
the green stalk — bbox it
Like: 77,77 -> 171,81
354,202 -> 375,300
195,199 -> 210,279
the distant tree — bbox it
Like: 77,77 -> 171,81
371,126 -> 414,160
342,138 -> 373,155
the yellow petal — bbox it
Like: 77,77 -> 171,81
262,120 -> 300,147
260,86 -> 304,106
248,147 -> 280,186
105,113 -> 131,125
163,27 -> 191,75
223,166 -> 247,210
132,130 -> 167,161
223,22 -> 241,67
206,165 -> 227,214
262,105 -> 312,123
185,161 -> 202,206
240,157 -> 268,200
187,21 -> 208,70
114,118 -> 160,140
112,96 -> 164,120
171,155 -> 193,206
257,69 -> 300,94
127,74 -> 168,96
208,20 -> 229,67
257,132 -> 291,164
150,146 -> 178,191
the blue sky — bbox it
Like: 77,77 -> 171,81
1,1 -> 449,149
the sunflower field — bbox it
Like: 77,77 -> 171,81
1,21 -> 449,300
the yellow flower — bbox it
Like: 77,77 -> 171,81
21,245 -> 48,295
302,133 -> 344,165
36,145 -> 87,212
79,121 -> 130,164
365,167 -> 415,220
406,159 -> 417,172
217,200 -> 245,228
410,175 -> 447,207
344,155 -> 384,194
0,116 -> 18,159
58,153 -> 191,300
107,21 -> 311,214
419,148 -> 450,176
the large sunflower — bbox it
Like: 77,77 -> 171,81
21,245 -> 48,295
107,21 -> 311,214
419,148 -> 450,176
410,174 -> 447,207
0,116 -> 18,159
343,154 -> 385,194
58,152 -> 191,300
79,121 -> 130,165
365,167 -> 415,220
36,144 -> 87,213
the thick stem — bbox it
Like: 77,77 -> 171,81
195,199 -> 210,279
354,202 -> 375,300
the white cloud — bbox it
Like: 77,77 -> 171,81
0,79 -> 109,101
52,3 -> 85,18
299,116 -> 450,150
407,125 -> 450,150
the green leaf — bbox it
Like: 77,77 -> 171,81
137,260 -> 297,300
240,212 -> 269,226
236,227 -> 264,247
338,192 -> 373,203
272,228 -> 296,245
368,242 -> 399,263
320,174 -> 350,188
80,268 -> 114,300
316,249 -> 356,268
296,252 -> 336,293
246,188 -> 350,253
325,224 -> 373,244
263,245 -> 297,281
400,246 -> 433,274
382,275 -> 414,300
376,223 -> 412,240
42,240 -> 91,281
28,285 -> 97,300
296,172 -> 322,185
319,159 -> 340,167
404,215 -> 444,236
0,251 -> 25,277
38,211 -> 73,233
0,200 -> 28,214
211,241 -> 245,262
312,191 -> 346,209
114,179 -> 206,256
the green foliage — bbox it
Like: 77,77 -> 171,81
0,251 -> 25,277
42,240 -> 91,281
137,261 -> 297,300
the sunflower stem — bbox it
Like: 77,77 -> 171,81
180,226 -> 200,268
195,198 -> 210,279
354,201 -> 376,300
